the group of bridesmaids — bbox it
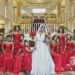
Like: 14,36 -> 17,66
50,27 -> 75,73
0,26 -> 33,75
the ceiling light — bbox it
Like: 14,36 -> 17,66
32,8 -> 46,14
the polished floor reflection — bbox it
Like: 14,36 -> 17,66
1,72 -> 75,75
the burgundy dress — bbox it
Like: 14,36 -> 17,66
51,43 -> 64,73
65,42 -> 74,58
13,33 -> 21,55
68,54 -> 75,70
20,43 -> 25,72
22,44 -> 32,72
3,43 -> 13,72
59,34 -> 65,54
66,42 -> 75,70
0,43 -> 4,71
13,43 -> 23,74
64,42 -> 74,70
13,33 -> 21,74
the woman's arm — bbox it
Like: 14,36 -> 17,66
72,41 -> 75,52
16,48 -> 21,55
50,46 -> 56,55
11,42 -> 14,55
48,38 -> 52,45
64,34 -> 66,51
25,47 -> 33,52
2,43 -> 5,54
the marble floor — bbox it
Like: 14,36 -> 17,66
1,72 -> 75,75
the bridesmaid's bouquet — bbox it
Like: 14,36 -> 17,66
29,40 -> 35,47
29,32 -> 36,36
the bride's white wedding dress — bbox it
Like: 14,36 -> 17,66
31,33 -> 55,75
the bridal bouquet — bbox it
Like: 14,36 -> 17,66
44,34 -> 50,43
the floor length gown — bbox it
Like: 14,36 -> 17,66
22,44 -> 32,72
65,42 -> 74,58
13,33 -> 22,74
3,43 -> 13,72
59,34 -> 65,54
0,43 -> 4,71
13,33 -> 21,55
64,42 -> 74,70
51,43 -> 64,73
31,33 -> 55,75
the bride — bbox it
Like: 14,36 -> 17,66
31,24 -> 55,75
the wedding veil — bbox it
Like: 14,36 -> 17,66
36,24 -> 48,35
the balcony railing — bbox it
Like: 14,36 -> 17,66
21,23 -> 59,33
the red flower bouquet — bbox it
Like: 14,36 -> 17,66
29,32 -> 36,36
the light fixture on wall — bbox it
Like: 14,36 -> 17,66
32,8 -> 46,14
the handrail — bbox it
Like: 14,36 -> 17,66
5,23 -> 73,35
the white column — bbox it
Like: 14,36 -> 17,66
65,0 -> 74,34
5,0 -> 13,35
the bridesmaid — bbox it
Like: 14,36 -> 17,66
22,40 -> 33,74
2,35 -> 13,74
50,35 -> 64,73
58,27 -> 70,71
65,34 -> 74,58
12,25 -> 21,56
64,34 -> 75,70
12,26 -> 22,74
58,27 -> 65,54
0,36 -> 4,74
13,34 -> 24,74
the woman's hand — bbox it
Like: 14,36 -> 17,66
43,41 -> 46,43
43,41 -> 49,44
28,47 -> 36,52
21,53 -> 24,57
33,47 -> 36,51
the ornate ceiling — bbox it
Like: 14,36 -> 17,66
26,0 -> 52,4
0,0 -> 66,25
13,0 -> 66,15
12,0 -> 66,24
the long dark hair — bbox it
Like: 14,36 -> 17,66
13,25 -> 21,31
5,35 -> 12,42
58,26 -> 64,33
52,35 -> 59,42
66,34 -> 72,42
